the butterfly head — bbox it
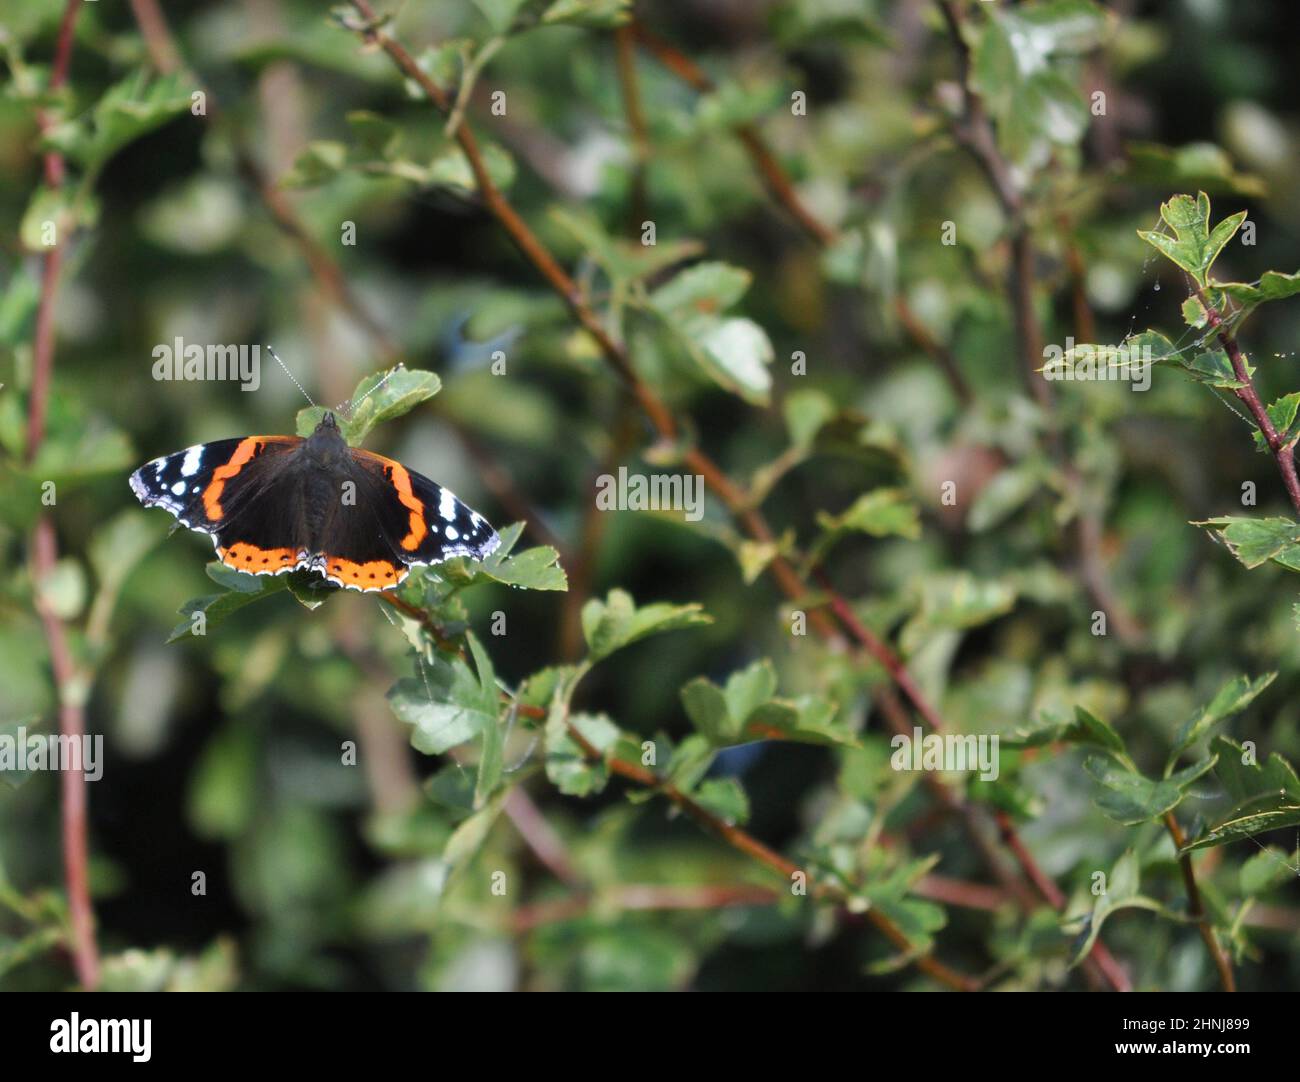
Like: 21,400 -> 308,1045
306,411 -> 347,464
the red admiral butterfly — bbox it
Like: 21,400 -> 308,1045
129,412 -> 499,592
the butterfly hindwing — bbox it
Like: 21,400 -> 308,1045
348,448 -> 500,568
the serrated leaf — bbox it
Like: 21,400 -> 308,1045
437,522 -> 567,590
681,660 -> 852,749
1182,737 -> 1300,851
1253,393 -> 1300,451
298,367 -> 441,444
1137,191 -> 1242,287
1003,705 -> 1126,757
1183,349 -> 1246,389
1167,672 -> 1275,767
1084,754 -> 1216,825
387,650 -> 496,755
816,488 -> 921,541
581,588 -> 710,662
1194,516 -> 1300,569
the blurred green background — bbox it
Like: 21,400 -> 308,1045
2,0 -> 1300,991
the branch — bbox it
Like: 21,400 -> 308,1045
630,21 -> 836,248
562,719 -> 980,990
25,0 -> 98,990
1164,813 -> 1236,992
1197,289 -> 1300,516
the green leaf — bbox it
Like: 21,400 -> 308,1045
1065,851 -> 1170,967
167,565 -> 323,642
910,572 -> 1017,632
1194,516 -> 1300,569
428,141 -> 515,193
1137,191 -> 1243,287
692,778 -> 750,825
581,589 -> 710,662
650,262 -> 752,316
1084,755 -> 1216,826
1167,672 -> 1275,768
966,464 -> 1044,533
687,317 -> 775,407
467,632 -> 504,806
541,0 -> 632,28
280,140 -> 348,188
1217,270 -> 1300,314
435,522 -> 568,590
815,488 -> 921,541
442,787 -> 509,882
387,651 -> 496,755
1127,142 -> 1265,198
1253,393 -> 1300,452
43,71 -> 192,175
681,660 -> 853,748
297,367 -> 442,444
1182,737 -> 1300,852
784,389 -> 836,450
1183,349 -> 1246,389
680,677 -> 734,745
545,711 -> 620,796
1002,705 -> 1126,757
1239,847 -> 1298,895
1181,296 -> 1208,329
473,0 -> 530,32
646,262 -> 774,405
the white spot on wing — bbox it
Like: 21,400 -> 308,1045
439,487 -> 457,521
171,481 -> 186,496
180,445 -> 203,477
445,525 -> 458,540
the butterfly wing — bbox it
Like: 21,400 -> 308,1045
129,436 -> 311,576
346,447 -> 500,570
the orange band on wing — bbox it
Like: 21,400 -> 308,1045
203,438 -> 264,521
323,556 -> 406,589
218,542 -> 300,572
386,462 -> 428,551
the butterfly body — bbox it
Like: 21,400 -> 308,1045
129,413 -> 499,592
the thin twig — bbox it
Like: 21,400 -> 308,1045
613,25 -> 649,230
1197,289 -> 1300,515
1164,813 -> 1236,992
562,718 -> 979,990
25,0 -> 98,991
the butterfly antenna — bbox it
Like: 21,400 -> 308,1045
335,362 -> 405,419
266,346 -> 317,409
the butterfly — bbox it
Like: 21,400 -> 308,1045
129,412 -> 499,592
